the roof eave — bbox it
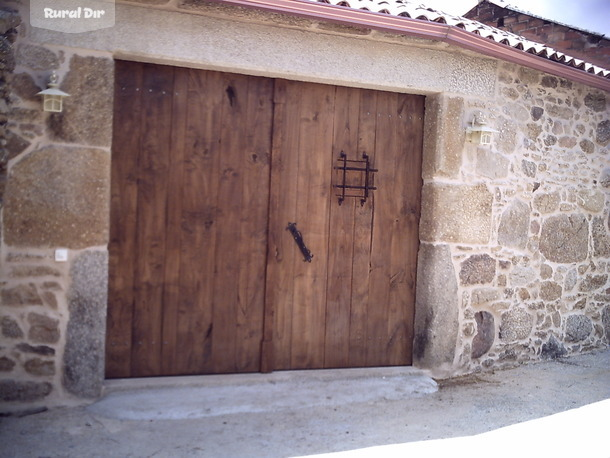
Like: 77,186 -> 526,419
483,0 -> 606,38
209,0 -> 610,92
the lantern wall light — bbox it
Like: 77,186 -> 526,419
37,72 -> 70,112
466,115 -> 498,145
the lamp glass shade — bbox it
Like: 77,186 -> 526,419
467,121 -> 497,145
42,94 -> 64,112
37,76 -> 70,113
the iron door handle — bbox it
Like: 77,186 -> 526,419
286,222 -> 313,262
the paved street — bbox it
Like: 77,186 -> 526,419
1,349 -> 609,457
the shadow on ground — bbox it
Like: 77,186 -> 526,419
1,350 -> 608,457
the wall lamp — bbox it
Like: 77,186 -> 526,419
37,72 -> 70,112
466,115 -> 498,145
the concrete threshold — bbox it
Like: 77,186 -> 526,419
90,367 -> 438,421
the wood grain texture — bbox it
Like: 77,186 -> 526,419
129,64 -> 175,376
106,61 -> 144,378
289,82 -> 335,369
234,76 -> 274,372
174,69 -> 221,375
264,79 -> 300,371
364,91 -> 395,366
107,63 -> 424,377
160,66 -> 188,375
348,89 -> 378,367
324,85 -> 359,368
108,64 -> 273,377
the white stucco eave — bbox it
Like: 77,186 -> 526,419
212,0 -> 610,92
25,3 -> 499,98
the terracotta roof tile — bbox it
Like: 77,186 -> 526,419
313,0 -> 610,78
484,0 -> 606,38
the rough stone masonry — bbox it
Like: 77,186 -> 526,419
1,5 -> 111,411
416,63 -> 610,375
0,1 -> 608,411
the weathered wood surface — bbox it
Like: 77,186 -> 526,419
107,62 -> 424,377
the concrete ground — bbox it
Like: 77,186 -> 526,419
1,349 -> 609,458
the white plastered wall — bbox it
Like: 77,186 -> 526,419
25,2 -> 498,96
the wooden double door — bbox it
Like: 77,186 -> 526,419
106,61 -> 424,378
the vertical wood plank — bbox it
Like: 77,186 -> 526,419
385,93 -> 410,365
365,91 -> 396,366
394,94 -> 425,364
348,89 -> 378,367
177,69 -> 224,374
209,73 -> 250,373
265,79 -> 301,371
234,75 -> 274,372
160,66 -> 189,375
324,86 -> 359,368
130,64 -> 175,376
290,82 -> 335,369
106,60 -> 144,378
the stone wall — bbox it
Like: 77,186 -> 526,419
464,1 -> 610,70
0,1 -> 608,410
415,63 -> 610,376
0,8 -> 21,205
0,4 -> 112,413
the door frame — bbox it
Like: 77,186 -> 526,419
105,60 -> 429,378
